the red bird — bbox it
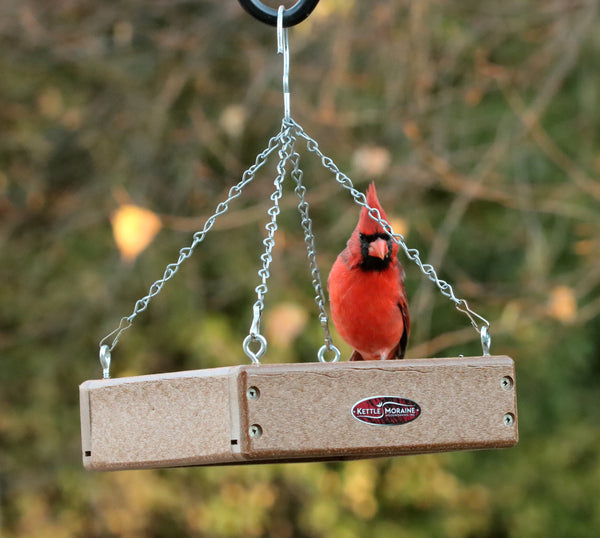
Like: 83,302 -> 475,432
328,183 -> 410,360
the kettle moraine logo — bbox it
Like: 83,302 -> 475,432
351,396 -> 421,426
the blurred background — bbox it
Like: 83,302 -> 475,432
1,0 -> 600,536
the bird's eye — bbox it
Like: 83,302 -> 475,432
360,232 -> 389,243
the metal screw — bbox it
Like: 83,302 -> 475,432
503,413 -> 515,426
249,424 -> 263,439
501,376 -> 513,390
247,386 -> 260,400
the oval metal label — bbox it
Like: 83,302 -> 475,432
351,396 -> 421,426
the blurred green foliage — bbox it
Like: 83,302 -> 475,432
2,0 -> 600,536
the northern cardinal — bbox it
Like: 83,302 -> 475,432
328,183 -> 410,360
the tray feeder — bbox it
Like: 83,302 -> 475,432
80,1 -> 518,471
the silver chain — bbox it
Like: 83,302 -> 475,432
242,127 -> 291,363
98,8 -> 491,378
291,118 -> 492,356
98,131 -> 283,377
242,121 -> 340,364
98,116 -> 491,377
290,146 -> 340,362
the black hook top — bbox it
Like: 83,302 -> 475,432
237,0 -> 320,27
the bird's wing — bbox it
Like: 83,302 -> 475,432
349,350 -> 365,361
388,269 -> 410,360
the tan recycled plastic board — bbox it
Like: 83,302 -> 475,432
80,355 -> 518,471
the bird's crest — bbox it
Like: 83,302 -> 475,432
358,183 -> 391,236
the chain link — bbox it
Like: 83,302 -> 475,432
289,145 -> 340,362
99,10 -> 492,375
243,124 -> 293,363
98,131 -> 284,375
292,119 -> 492,355
99,119 -> 493,375
98,115 -> 492,376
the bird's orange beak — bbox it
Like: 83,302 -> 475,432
368,237 -> 388,259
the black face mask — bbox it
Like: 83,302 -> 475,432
359,232 -> 393,271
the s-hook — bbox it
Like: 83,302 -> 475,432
237,0 -> 319,27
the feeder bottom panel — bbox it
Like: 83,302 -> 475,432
80,356 -> 518,471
